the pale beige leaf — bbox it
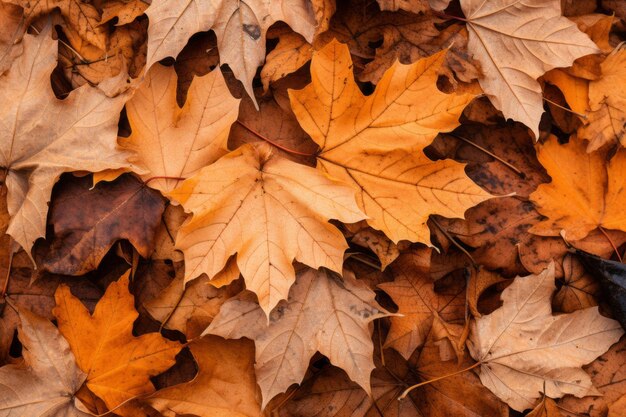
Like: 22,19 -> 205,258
168,142 -> 365,315
461,0 -> 600,138
0,26 -> 131,255
0,309 -> 89,417
121,64 -> 239,193
206,267 -> 390,408
468,263 -> 624,411
145,0 -> 316,104
290,40 -> 494,245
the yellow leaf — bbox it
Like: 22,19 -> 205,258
168,142 -> 365,316
53,272 -> 182,416
290,40 -> 493,244
530,135 -> 626,240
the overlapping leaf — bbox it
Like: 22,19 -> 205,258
290,40 -> 493,245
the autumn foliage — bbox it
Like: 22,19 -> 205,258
1,0 -> 626,416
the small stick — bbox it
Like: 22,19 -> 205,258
143,176 -> 187,186
599,226 -> 623,263
431,218 -> 477,268
236,120 -> 318,157
543,97 -> 587,119
398,361 -> 481,399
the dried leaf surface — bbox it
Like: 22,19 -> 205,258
468,263 -> 624,411
206,267 -> 390,408
462,0 -> 599,137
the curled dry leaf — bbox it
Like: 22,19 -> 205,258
468,263 -> 624,411
530,135 -> 626,241
290,40 -> 494,245
206,267 -> 390,408
53,272 -> 182,416
146,336 -> 262,417
0,25 -> 132,255
261,27 -> 312,91
169,142 -> 365,316
461,0 -> 600,137
0,308 -> 89,417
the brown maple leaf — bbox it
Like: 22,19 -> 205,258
0,25 -> 132,255
206,266 -> 390,408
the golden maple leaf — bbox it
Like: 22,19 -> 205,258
53,272 -> 182,416
530,135 -> 626,241
168,142 -> 365,316
289,39 -> 494,245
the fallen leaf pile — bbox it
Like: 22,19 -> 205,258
1,0 -> 626,416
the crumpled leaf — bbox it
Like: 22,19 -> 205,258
145,0 -> 317,104
468,263 -> 624,411
37,174 -> 165,276
146,336 -> 262,417
290,40 -> 494,245
578,48 -> 626,151
379,253 -> 466,360
530,135 -> 626,241
206,267 -> 390,408
169,142 -> 365,316
461,0 -> 600,137
0,308 -> 89,417
119,64 -> 240,193
0,25 -> 131,255
53,272 -> 182,416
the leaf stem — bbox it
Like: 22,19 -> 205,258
432,10 -> 468,22
599,226 -> 623,263
398,361 -> 481,399
236,120 -> 318,157
430,218 -> 477,268
543,97 -> 587,120
143,176 -> 187,186
1,238 -> 14,298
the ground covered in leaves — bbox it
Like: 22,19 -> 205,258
1,0 -> 626,416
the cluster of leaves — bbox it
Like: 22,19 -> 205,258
1,0 -> 626,416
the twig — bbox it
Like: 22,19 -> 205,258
543,96 -> 587,119
398,361 -> 481,399
236,120 -> 318,157
599,226 -> 623,263
430,218 -> 477,268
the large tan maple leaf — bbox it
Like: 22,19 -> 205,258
0,26 -> 131,255
529,135 -> 626,241
119,64 -> 240,193
168,142 -> 365,316
289,40 -> 494,245
206,267 -> 390,408
461,0 -> 599,138
467,263 -> 624,411
145,0 -> 319,104
53,272 -> 182,416
0,308 -> 89,417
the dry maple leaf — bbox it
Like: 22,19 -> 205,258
0,1 -> 25,74
37,175 -> 165,275
530,135 -> 626,241
376,0 -> 429,13
206,266 -> 390,408
578,48 -> 626,151
9,0 -> 108,50
261,27 -> 312,91
168,142 -> 365,315
0,25 -> 132,255
101,0 -> 148,26
378,252 -> 466,360
289,40 -> 494,245
461,0 -> 599,137
53,272 -> 182,416
145,0 -> 317,104
118,64 -> 240,193
467,263 -> 624,411
146,335 -> 262,417
0,308 -> 89,416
